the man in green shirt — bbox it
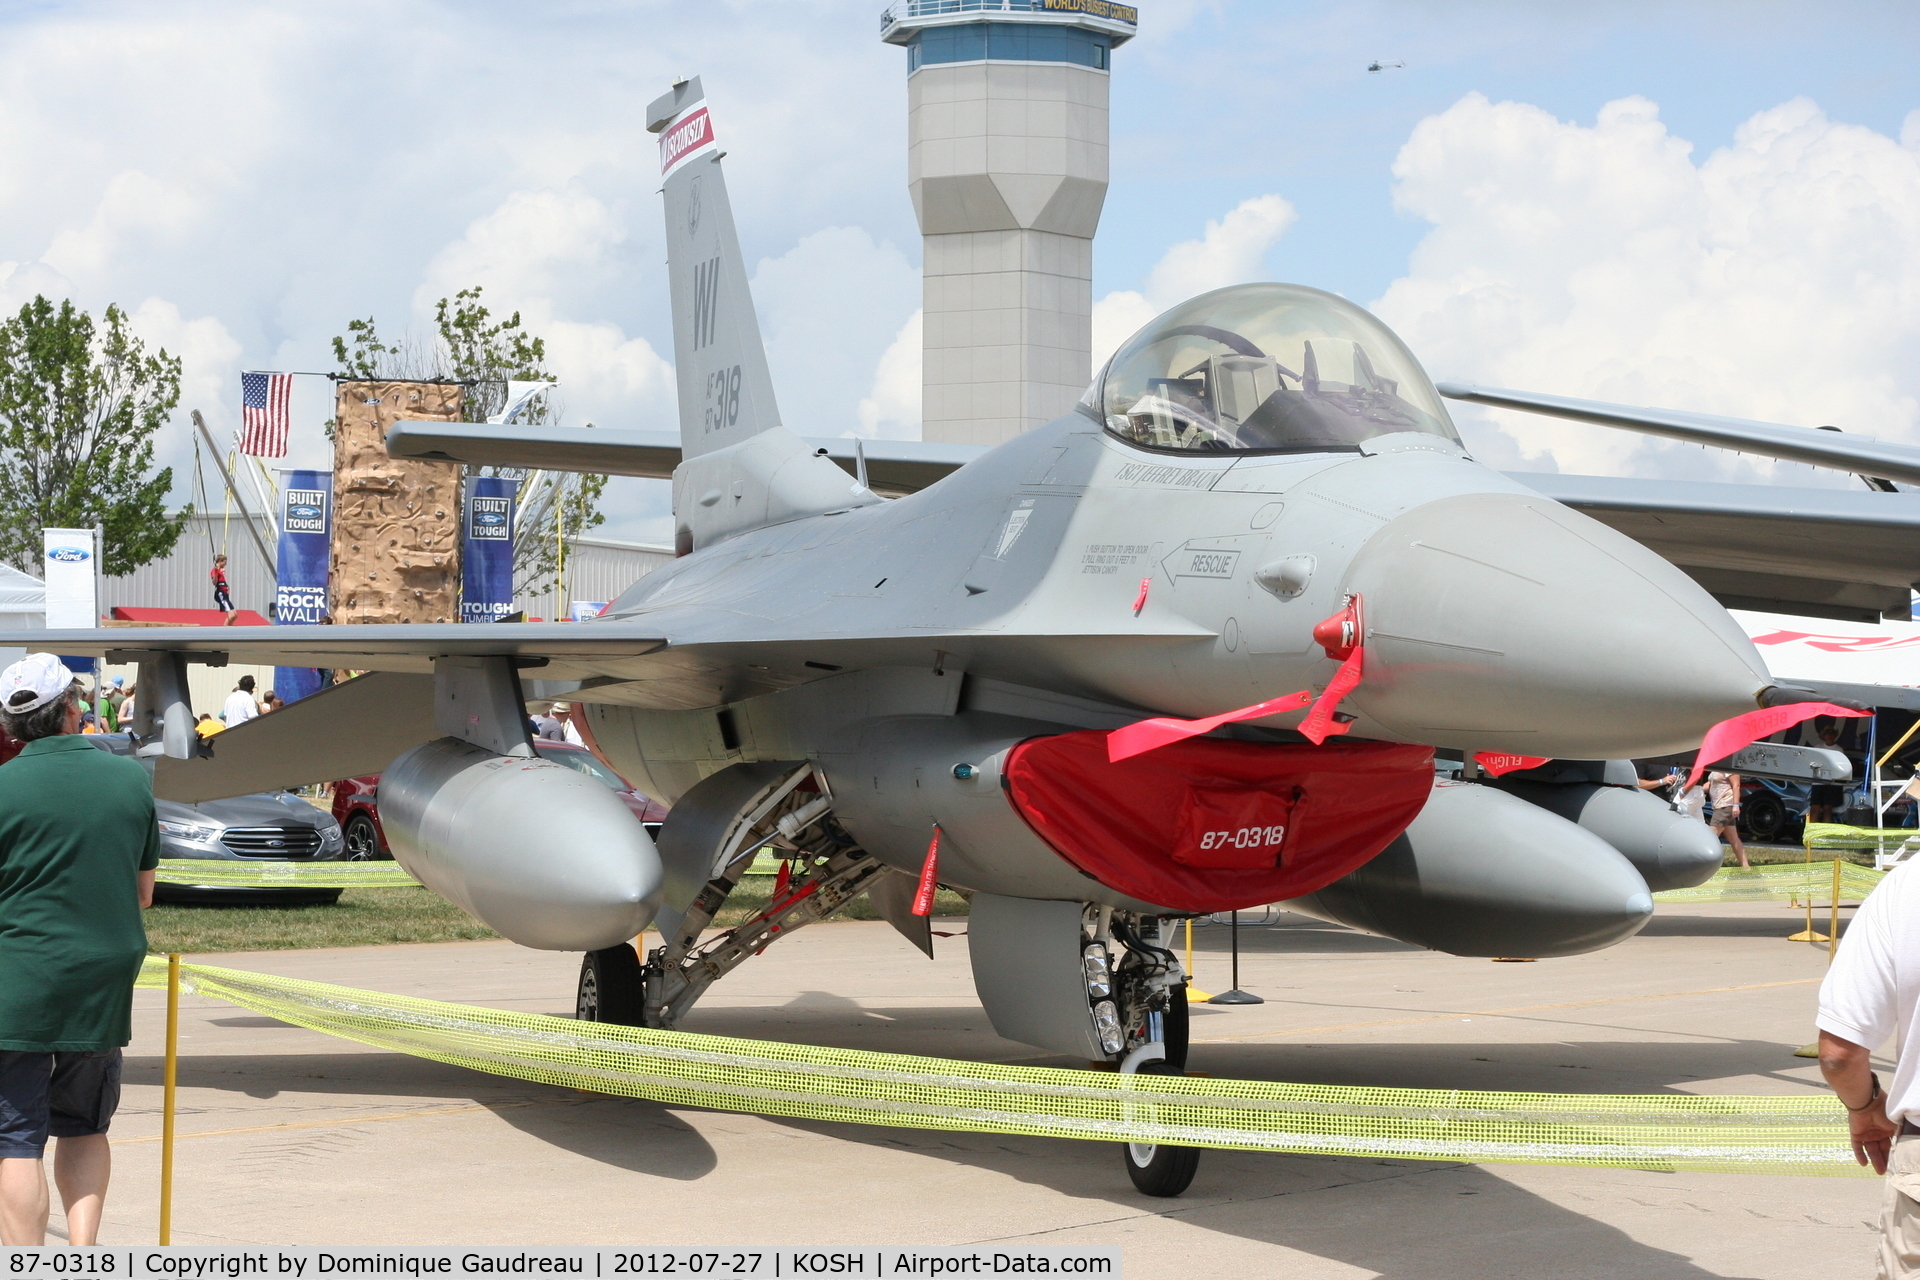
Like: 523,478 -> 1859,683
0,654 -> 156,1246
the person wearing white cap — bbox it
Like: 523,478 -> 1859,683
0,653 -> 157,1246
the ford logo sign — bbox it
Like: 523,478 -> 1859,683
47,547 -> 89,563
268,839 -> 285,848
476,512 -> 506,526
289,505 -> 320,519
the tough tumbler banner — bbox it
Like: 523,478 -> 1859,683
461,476 -> 518,623
274,471 -> 331,704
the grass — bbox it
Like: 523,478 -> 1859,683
144,880 -> 972,954
145,887 -> 499,954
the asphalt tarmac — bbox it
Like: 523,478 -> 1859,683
82,902 -> 1881,1276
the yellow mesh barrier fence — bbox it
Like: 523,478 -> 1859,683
1806,823 -> 1920,853
134,958 -> 1863,1175
154,859 -> 421,888
1654,861 -> 1886,904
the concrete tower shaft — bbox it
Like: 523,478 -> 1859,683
883,2 -> 1138,447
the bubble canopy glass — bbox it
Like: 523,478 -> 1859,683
1096,284 -> 1460,454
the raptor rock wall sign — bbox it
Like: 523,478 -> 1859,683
331,382 -> 464,625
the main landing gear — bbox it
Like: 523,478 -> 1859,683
575,765 -> 888,1031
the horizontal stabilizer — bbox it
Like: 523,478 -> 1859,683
388,418 -> 984,496
1446,382 -> 1920,486
154,672 -> 435,802
388,421 -> 684,478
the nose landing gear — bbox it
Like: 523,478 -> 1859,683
1110,915 -> 1199,1197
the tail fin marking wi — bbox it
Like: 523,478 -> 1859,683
646,77 -> 783,461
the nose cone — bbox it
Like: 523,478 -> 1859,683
1348,492 -> 1769,759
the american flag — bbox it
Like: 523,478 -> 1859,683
239,371 -> 292,457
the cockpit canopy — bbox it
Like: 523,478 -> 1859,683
1094,283 -> 1461,454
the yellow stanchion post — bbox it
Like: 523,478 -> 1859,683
1787,836 -> 1829,943
1184,919 -> 1214,1002
160,953 -> 179,1246
1828,855 -> 1844,967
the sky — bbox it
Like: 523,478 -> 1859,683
0,0 -> 1916,544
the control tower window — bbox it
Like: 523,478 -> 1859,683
907,22 -> 1112,72
1096,283 -> 1462,455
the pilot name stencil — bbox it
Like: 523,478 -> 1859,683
1113,461 -> 1221,490
1081,543 -> 1149,575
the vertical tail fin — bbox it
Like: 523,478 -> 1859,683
646,78 -> 783,460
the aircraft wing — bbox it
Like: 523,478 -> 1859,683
386,420 -> 984,497
1510,473 -> 1920,623
14,622 -> 667,682
1441,382 -> 1920,486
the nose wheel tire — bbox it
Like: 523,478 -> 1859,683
1122,1060 -> 1200,1197
577,944 -> 645,1026
343,814 -> 386,861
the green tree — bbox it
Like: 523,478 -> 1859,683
326,287 -> 606,604
0,296 -> 189,576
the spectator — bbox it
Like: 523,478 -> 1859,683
115,686 -> 135,731
0,653 -> 158,1246
1634,760 -> 1682,801
533,706 -> 565,740
1815,862 -> 1919,1273
553,702 -> 586,747
1707,769 -> 1749,868
221,676 -> 261,727
1808,725 -> 1847,825
210,554 -> 232,615
87,680 -> 119,735
193,713 -> 223,740
261,691 -> 283,714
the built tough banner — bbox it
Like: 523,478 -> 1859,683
274,471 -> 331,703
461,476 -> 519,623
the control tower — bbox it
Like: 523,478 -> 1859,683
881,1 -> 1138,446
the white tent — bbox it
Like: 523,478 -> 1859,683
1735,610 -> 1920,691
0,564 -> 45,671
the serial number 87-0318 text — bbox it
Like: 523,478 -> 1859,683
9,1255 -> 116,1274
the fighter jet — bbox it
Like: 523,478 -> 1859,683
9,79 -> 1917,1196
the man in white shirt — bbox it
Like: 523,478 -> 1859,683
220,676 -> 261,727
553,702 -> 586,747
1818,862 -> 1915,1274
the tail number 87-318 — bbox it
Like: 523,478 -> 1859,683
704,364 -> 741,436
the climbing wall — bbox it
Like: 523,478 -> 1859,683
331,381 -> 464,625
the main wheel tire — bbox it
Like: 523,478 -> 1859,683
343,814 -> 387,861
1121,1059 -> 1200,1197
1744,792 -> 1787,843
577,944 -> 645,1025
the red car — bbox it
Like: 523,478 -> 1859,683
333,740 -> 668,861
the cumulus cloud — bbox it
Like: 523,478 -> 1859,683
1092,194 -> 1298,367
1373,93 -> 1920,480
751,226 -> 919,439
417,187 -> 675,432
856,310 -> 922,441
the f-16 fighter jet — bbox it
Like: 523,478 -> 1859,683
11,79 -> 1917,1195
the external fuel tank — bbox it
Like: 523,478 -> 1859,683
379,737 -> 664,950
1284,780 -> 1654,957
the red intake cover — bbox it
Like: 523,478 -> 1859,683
1004,732 -> 1434,913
